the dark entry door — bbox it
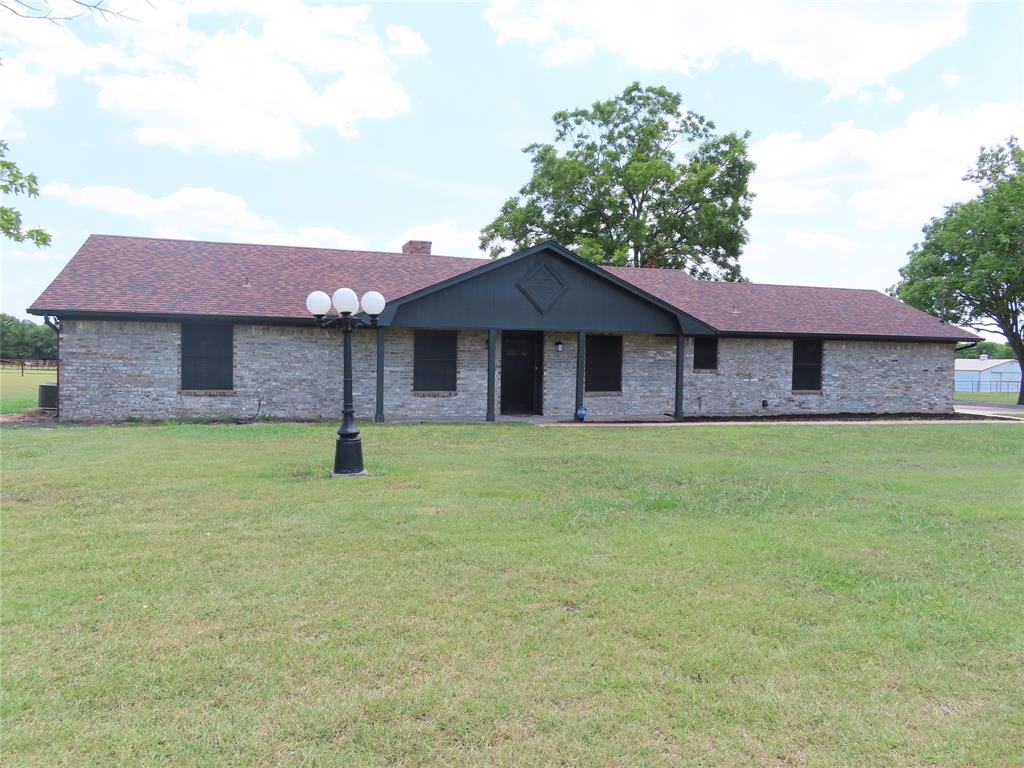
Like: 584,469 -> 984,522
501,331 -> 543,415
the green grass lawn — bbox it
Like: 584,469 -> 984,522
0,368 -> 56,414
3,421 -> 1023,766
954,390 -> 1021,404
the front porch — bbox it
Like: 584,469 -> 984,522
370,242 -> 709,424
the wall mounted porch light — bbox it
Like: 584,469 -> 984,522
305,288 -> 386,476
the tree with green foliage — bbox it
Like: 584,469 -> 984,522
954,340 -> 1016,359
480,83 -> 754,280
1,140 -> 51,247
0,314 -> 57,359
893,137 -> 1024,403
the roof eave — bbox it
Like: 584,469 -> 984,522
27,309 -> 322,326
35,309 -> 976,343
717,329 -> 979,343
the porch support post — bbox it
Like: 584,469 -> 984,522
486,328 -> 497,422
674,334 -> 685,421
374,325 -> 385,423
575,330 -> 586,415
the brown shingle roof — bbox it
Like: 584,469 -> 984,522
30,234 -> 488,320
29,234 -> 976,341
603,266 -> 976,340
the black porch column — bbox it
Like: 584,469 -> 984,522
486,328 -> 497,422
674,335 -> 685,421
575,330 -> 586,415
374,325 -> 385,423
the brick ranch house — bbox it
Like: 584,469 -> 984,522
29,235 -> 976,422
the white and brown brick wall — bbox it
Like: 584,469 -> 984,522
57,319 -> 955,422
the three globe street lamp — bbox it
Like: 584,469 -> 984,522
305,287 -> 387,476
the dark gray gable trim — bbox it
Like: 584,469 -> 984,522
516,262 -> 567,314
376,240 -> 716,335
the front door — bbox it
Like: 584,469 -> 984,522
501,331 -> 543,415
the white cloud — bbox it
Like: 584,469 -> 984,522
940,67 -> 963,87
389,218 -> 486,258
542,37 -> 595,66
784,229 -> 857,256
884,87 -> 905,104
749,130 -> 847,215
741,101 -> 1024,294
484,0 -> 969,97
751,180 -> 839,216
43,182 -> 368,248
41,182 -> 486,259
740,237 -> 772,266
0,58 -> 57,139
0,15 -> 125,135
0,1 -> 427,156
750,102 -> 1024,228
387,25 -> 430,57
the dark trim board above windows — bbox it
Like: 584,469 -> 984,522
693,336 -> 718,370
180,322 -> 233,391
413,329 -> 458,392
585,334 -> 623,393
792,339 -> 823,391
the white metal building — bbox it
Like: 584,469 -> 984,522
954,357 -> 1022,393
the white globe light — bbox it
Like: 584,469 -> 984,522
361,290 -> 386,316
332,287 -> 359,315
305,290 -> 331,316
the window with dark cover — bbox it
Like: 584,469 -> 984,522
181,322 -> 233,391
585,334 -> 623,392
792,339 -> 823,391
693,336 -> 718,370
414,330 -> 457,391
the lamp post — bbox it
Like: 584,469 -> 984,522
306,287 -> 387,476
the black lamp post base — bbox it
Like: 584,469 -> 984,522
333,437 -> 365,476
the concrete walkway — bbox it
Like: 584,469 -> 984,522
955,402 -> 1024,418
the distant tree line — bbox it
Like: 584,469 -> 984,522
0,314 -> 57,359
955,340 -> 1016,359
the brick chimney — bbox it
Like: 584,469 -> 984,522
402,240 -> 432,255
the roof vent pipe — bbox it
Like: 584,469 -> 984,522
402,240 -> 432,255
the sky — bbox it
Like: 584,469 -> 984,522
1,0 -> 1022,330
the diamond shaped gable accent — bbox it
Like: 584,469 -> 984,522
516,264 -> 566,314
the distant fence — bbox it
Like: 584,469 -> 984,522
0,359 -> 58,374
955,380 -> 1022,393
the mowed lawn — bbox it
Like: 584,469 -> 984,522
954,390 -> 1021,404
0,368 -> 56,414
2,421 -> 1023,767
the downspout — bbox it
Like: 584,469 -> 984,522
43,315 -> 60,416
953,341 -> 977,398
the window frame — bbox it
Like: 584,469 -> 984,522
791,339 -> 823,392
413,329 -> 458,392
693,336 -> 718,371
585,334 -> 623,393
180,322 -> 234,392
